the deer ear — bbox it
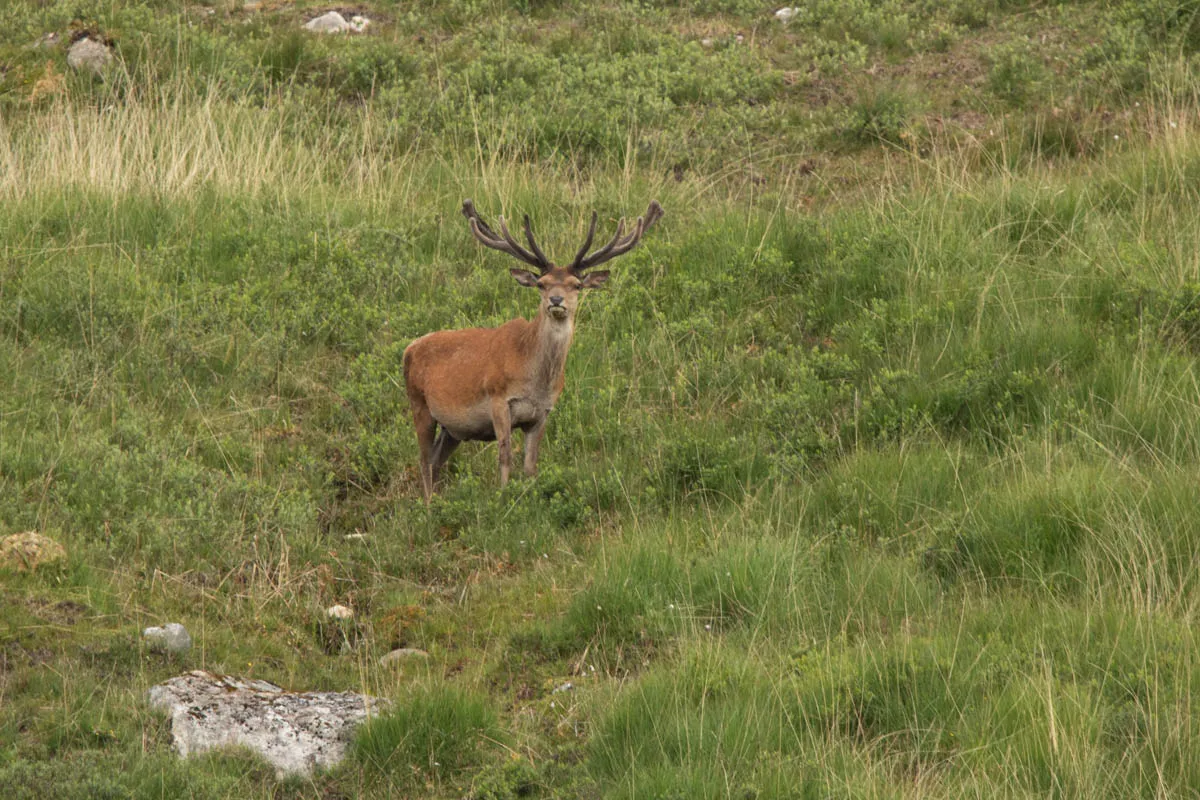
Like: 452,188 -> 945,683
580,270 -> 610,289
510,269 -> 540,287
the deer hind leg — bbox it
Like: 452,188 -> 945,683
491,399 -> 513,488
430,427 -> 461,487
410,402 -> 437,503
523,415 -> 548,477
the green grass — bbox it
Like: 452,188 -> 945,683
5,0 -> 1200,798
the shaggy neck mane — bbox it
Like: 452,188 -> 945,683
526,311 -> 574,388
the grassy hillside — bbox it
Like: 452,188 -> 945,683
4,1 -> 1200,797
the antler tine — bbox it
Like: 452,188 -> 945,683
462,199 -> 502,242
569,212 -> 599,273
462,199 -> 550,272
575,200 -> 664,273
643,199 -> 665,229
522,214 -> 551,270
498,215 -> 550,273
574,219 -> 625,274
467,217 -> 504,250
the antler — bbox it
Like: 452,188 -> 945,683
570,200 -> 664,274
462,199 -> 552,274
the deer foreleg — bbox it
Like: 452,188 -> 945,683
523,415 -> 548,477
492,399 -> 513,488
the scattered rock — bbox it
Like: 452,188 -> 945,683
552,681 -> 574,694
326,604 -> 354,620
303,10 -> 371,34
344,532 -> 368,541
775,7 -> 799,23
31,32 -> 60,50
143,623 -> 192,654
304,11 -> 351,33
0,532 -> 66,571
700,37 -> 714,48
379,647 -> 430,666
147,670 -> 389,776
735,33 -> 746,44
66,36 -> 115,75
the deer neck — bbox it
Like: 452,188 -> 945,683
526,309 -> 575,390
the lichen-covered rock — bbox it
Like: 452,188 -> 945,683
0,532 -> 66,570
66,37 -> 114,74
143,623 -> 192,654
147,670 -> 389,776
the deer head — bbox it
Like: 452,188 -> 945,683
462,199 -> 664,322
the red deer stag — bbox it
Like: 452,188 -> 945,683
403,199 -> 664,502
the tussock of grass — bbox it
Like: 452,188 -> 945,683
353,686 -> 501,790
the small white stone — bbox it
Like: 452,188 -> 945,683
379,647 -> 430,666
304,11 -> 350,34
144,623 -> 192,654
326,604 -> 354,620
552,681 -> 574,694
349,15 -> 370,33
700,38 -> 714,48
344,533 -> 368,541
775,7 -> 798,23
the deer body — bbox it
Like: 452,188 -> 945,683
404,199 -> 662,502
404,312 -> 570,442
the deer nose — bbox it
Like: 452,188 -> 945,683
549,295 -> 564,306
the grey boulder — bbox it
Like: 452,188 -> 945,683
143,623 -> 192,654
147,670 -> 390,776
66,37 -> 115,74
